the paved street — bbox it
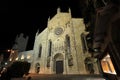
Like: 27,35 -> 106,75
11,74 -> 106,80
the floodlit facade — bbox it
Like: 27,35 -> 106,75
18,8 -> 99,74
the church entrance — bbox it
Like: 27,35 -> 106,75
56,60 -> 63,74
53,53 -> 64,74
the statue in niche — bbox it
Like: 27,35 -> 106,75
84,57 -> 95,74
35,63 -> 40,73
46,57 -> 50,68
68,54 -> 73,66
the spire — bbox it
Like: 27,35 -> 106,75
36,29 -> 39,36
47,16 -> 50,28
48,16 -> 50,22
68,7 -> 71,18
68,7 -> 71,13
57,7 -> 61,13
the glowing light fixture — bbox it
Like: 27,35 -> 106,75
21,55 -> 24,59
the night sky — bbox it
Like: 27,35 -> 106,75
0,0 -> 85,51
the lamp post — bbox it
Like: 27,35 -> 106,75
8,49 -> 18,62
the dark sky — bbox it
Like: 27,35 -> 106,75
0,0 -> 85,51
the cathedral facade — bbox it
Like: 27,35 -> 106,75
28,8 -> 99,74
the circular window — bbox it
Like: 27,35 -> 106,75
54,27 -> 63,35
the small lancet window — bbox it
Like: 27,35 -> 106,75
38,44 -> 42,58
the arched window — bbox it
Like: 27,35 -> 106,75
38,44 -> 42,58
65,35 -> 71,54
81,33 -> 87,53
48,40 -> 52,56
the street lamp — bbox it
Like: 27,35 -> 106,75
8,49 -> 18,62
7,49 -> 11,52
7,49 -> 15,53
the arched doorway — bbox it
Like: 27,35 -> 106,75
53,53 -> 64,74
35,63 -> 40,73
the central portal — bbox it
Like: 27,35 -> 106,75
53,53 -> 64,74
56,60 -> 63,74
